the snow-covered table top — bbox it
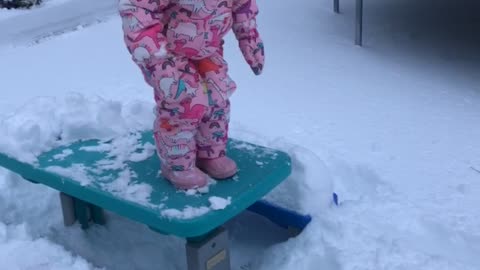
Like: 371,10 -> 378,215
0,130 -> 291,238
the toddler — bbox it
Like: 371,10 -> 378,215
118,0 -> 264,189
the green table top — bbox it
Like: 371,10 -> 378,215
0,131 -> 291,238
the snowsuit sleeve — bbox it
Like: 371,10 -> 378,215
232,0 -> 265,75
118,0 -> 171,67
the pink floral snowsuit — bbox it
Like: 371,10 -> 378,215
118,0 -> 264,172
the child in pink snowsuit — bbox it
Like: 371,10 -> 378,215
118,0 -> 264,189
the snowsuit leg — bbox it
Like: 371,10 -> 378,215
152,52 -> 236,169
194,52 -> 236,159
150,57 -> 209,172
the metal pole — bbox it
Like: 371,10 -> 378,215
355,0 -> 363,46
59,192 -> 76,226
334,0 -> 340,13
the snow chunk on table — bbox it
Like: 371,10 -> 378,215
53,149 -> 73,160
161,206 -> 211,220
160,196 -> 232,220
101,168 -> 154,207
209,196 -> 231,210
46,164 -> 93,186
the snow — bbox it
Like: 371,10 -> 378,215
0,0 -> 73,21
161,206 -> 211,220
45,131 -> 159,206
0,223 -> 100,270
53,149 -> 73,160
209,196 -> 232,210
46,164 -> 93,186
0,0 -> 116,46
128,142 -> 156,162
1,0 -> 480,269
79,133 -> 156,171
101,168 -> 154,207
160,196 -> 231,219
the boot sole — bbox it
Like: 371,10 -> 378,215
165,178 -> 208,190
161,171 -> 208,190
200,167 -> 238,180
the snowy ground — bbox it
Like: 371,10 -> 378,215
1,0 -> 480,269
0,0 -> 116,46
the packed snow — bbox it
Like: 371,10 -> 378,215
45,164 -> 94,186
52,149 -> 74,160
209,196 -> 232,211
1,0 -> 480,269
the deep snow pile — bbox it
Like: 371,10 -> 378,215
1,0 -> 480,269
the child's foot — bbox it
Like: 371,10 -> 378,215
197,156 -> 238,179
161,167 -> 208,190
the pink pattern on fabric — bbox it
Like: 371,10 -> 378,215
119,0 -> 264,172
